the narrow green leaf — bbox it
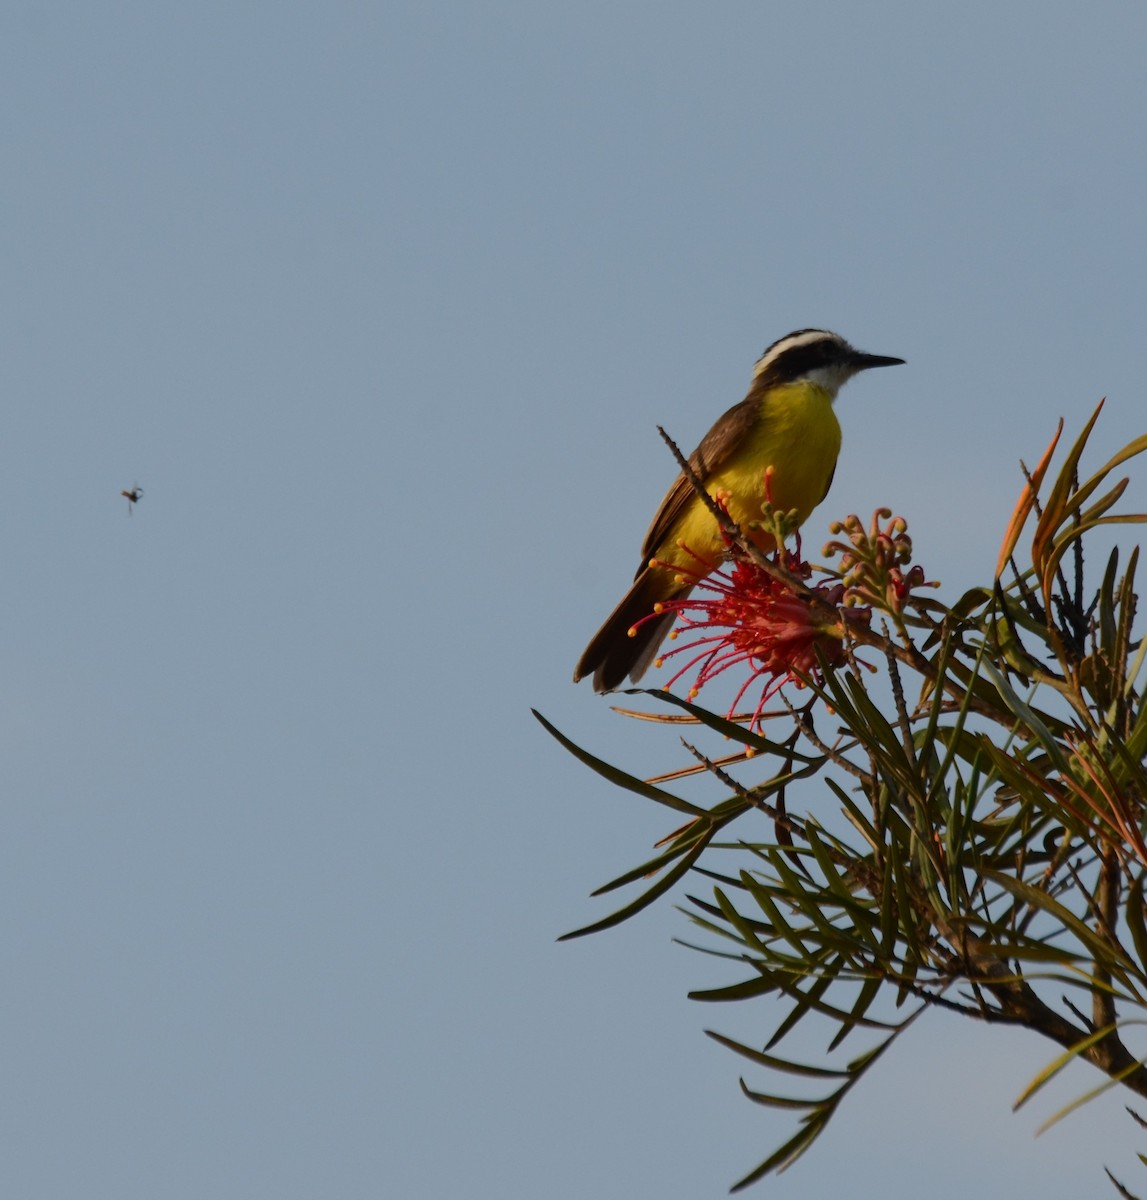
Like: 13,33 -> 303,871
1126,875 -> 1147,974
984,869 -> 1137,971
712,885 -> 771,955
729,1117 -> 827,1190
827,975 -> 884,1052
1103,1166 -> 1141,1200
836,675 -> 914,770
1064,472 -> 1129,532
558,839 -> 706,939
975,661 -> 1069,774
1035,1058 -> 1146,1136
704,1029 -> 850,1078
766,852 -> 873,956
589,832 -> 711,896
730,1025 -> 910,1189
739,872 -> 812,959
803,825 -> 878,929
1093,431 -> 1147,479
1013,1022 -> 1120,1111
764,972 -> 901,1044
829,778 -> 879,849
950,587 -> 993,618
623,688 -> 820,762
531,709 -> 705,816
1033,400 -> 1105,570
769,973 -> 837,1046
689,973 -> 784,1003
969,940 -> 1085,966
734,1083 -> 830,1111
890,839 -> 924,963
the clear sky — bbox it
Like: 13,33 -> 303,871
2,3 -> 1147,1197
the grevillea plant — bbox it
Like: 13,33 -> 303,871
536,403 -> 1147,1193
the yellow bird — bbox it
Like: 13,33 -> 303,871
574,328 -> 904,692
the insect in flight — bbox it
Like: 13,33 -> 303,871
120,485 -> 144,515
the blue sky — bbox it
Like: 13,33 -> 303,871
2,3 -> 1147,1196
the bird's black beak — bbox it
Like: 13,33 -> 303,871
853,351 -> 905,370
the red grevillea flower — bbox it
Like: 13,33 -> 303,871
643,553 -> 871,728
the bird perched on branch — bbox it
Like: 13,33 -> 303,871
573,328 -> 904,693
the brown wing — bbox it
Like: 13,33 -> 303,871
637,389 -> 763,568
818,463 -> 836,507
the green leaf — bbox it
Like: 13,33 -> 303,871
831,778 -> 879,848
738,872 -> 814,959
729,1116 -> 828,1189
1013,1022 -> 1121,1110
558,839 -> 707,939
827,974 -> 884,1052
766,971 -> 841,1047
712,885 -> 773,955
983,869 -> 1138,974
1094,431 -> 1147,478
949,586 -> 993,618
1103,1166 -> 1141,1200
1057,430 -> 1147,535
975,660 -> 1069,774
766,851 -> 875,956
1032,400 -> 1105,576
1035,1056 -> 1147,1136
733,1083 -> 831,1111
704,1029 -> 851,1078
589,832 -> 711,896
730,1026 -> 908,1187
622,688 -> 821,762
1127,875 -> 1147,974
688,972 -> 784,1003
531,709 -> 706,816
802,825 -> 879,933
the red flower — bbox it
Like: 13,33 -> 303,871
644,552 -> 871,728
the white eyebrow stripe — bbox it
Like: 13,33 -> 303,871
753,329 -> 844,378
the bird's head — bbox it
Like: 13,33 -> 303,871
753,329 -> 904,397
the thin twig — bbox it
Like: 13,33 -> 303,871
779,692 -> 874,790
679,739 -> 807,840
883,632 -> 918,767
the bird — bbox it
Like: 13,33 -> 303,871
573,328 -> 904,693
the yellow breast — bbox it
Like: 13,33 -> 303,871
666,381 -> 842,570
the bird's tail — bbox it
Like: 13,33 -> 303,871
573,565 -> 690,693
